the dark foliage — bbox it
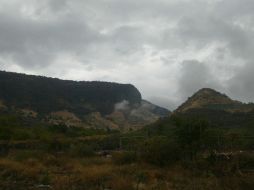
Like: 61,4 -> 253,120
140,137 -> 180,166
175,108 -> 254,128
0,71 -> 142,115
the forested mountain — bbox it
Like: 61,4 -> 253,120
0,71 -> 142,115
0,71 -> 170,129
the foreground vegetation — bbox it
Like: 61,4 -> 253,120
0,114 -> 254,189
1,152 -> 254,190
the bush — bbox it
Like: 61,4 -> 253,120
110,176 -> 134,190
9,150 -> 43,161
239,152 -> 254,170
140,137 -> 180,166
0,126 -> 11,140
112,151 -> 137,165
69,143 -> 94,157
46,139 -> 70,152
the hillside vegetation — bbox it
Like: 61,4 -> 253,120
0,110 -> 253,189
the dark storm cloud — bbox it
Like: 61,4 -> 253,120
0,0 -> 254,110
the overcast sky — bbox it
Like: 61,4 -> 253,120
0,0 -> 254,110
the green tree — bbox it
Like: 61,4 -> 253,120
174,117 -> 210,160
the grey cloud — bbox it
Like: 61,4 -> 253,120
177,60 -> 222,101
228,62 -> 254,103
148,96 -> 177,111
0,9 -> 101,68
215,0 -> 254,19
48,0 -> 69,12
0,0 -> 254,110
106,25 -> 149,55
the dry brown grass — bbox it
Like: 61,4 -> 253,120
0,158 -> 45,183
1,153 -> 254,190
109,176 -> 134,190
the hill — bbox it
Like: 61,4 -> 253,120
174,88 -> 254,127
176,88 -> 245,112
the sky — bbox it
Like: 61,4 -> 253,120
0,0 -> 254,110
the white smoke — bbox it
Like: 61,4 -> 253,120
114,100 -> 130,111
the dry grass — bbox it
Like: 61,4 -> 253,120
0,152 -> 254,190
0,158 -> 45,184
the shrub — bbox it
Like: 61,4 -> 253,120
135,171 -> 148,190
109,176 -> 134,190
78,165 -> 112,189
140,137 -> 180,166
69,143 -> 94,157
238,152 -> 254,170
39,171 -> 51,185
112,151 -> 137,165
9,150 -> 43,161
